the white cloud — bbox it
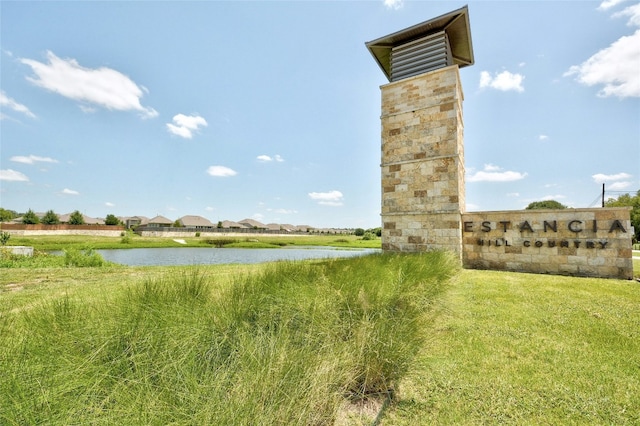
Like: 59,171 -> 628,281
467,164 -> 528,182
592,172 -> 633,182
257,154 -> 284,162
608,181 -> 633,190
0,169 -> 29,181
541,194 -> 567,200
383,0 -> 404,10
268,208 -> 298,214
61,188 -> 79,195
308,190 -> 344,206
0,91 -> 36,119
205,206 -> 216,212
564,3 -> 640,98
538,135 -> 549,141
507,192 -> 520,197
479,70 -> 525,92
20,51 -> 158,118
105,202 -> 115,207
599,0 -> 629,11
206,165 -> 237,177
482,163 -> 502,172
614,2 -> 640,25
10,154 -> 58,165
166,113 -> 208,139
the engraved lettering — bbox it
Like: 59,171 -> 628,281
481,221 -> 491,232
609,220 -> 626,233
499,221 -> 510,232
519,221 -> 534,232
568,220 -> 582,233
464,221 -> 473,232
543,220 -> 557,232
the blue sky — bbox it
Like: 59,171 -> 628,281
1,0 -> 638,229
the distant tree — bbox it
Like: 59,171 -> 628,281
0,208 -> 17,222
605,190 -> 640,242
41,210 -> 60,225
22,209 -> 40,224
105,214 -> 120,226
217,221 -> 223,229
525,200 -> 568,210
68,210 -> 85,225
354,228 -> 365,236
173,220 -> 182,228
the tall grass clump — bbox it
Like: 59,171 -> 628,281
0,252 -> 456,424
0,249 -> 66,268
63,247 -> 108,267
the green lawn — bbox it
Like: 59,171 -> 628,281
4,233 -> 382,251
382,269 -> 640,424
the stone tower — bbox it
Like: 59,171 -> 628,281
366,6 -> 474,255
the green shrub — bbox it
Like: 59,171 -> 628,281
63,248 -> 107,267
361,232 -> 375,240
0,231 -> 10,246
206,238 -> 237,248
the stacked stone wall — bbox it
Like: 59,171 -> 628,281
462,208 -> 633,279
380,66 -> 465,254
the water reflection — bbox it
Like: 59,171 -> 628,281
96,247 -> 380,266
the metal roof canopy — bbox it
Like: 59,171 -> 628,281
366,5 -> 474,81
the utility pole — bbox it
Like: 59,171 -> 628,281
602,183 -> 605,207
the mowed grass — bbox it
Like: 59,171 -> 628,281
383,269 -> 640,424
1,252 -> 454,425
5,233 -> 381,251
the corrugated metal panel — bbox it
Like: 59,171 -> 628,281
390,31 -> 452,81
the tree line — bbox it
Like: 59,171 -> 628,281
0,208 -> 121,226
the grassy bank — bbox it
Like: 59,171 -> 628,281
2,253 -> 638,424
4,233 -> 381,251
1,252 -> 454,425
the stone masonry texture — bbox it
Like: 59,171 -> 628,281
380,66 -> 465,255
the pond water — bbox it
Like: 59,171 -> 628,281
93,247 -> 380,266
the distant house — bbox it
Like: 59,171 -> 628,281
221,220 -> 244,229
147,215 -> 173,227
121,216 -> 149,229
238,218 -> 267,230
296,225 -> 314,232
178,215 -> 214,229
59,213 -> 104,225
265,223 -> 282,231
